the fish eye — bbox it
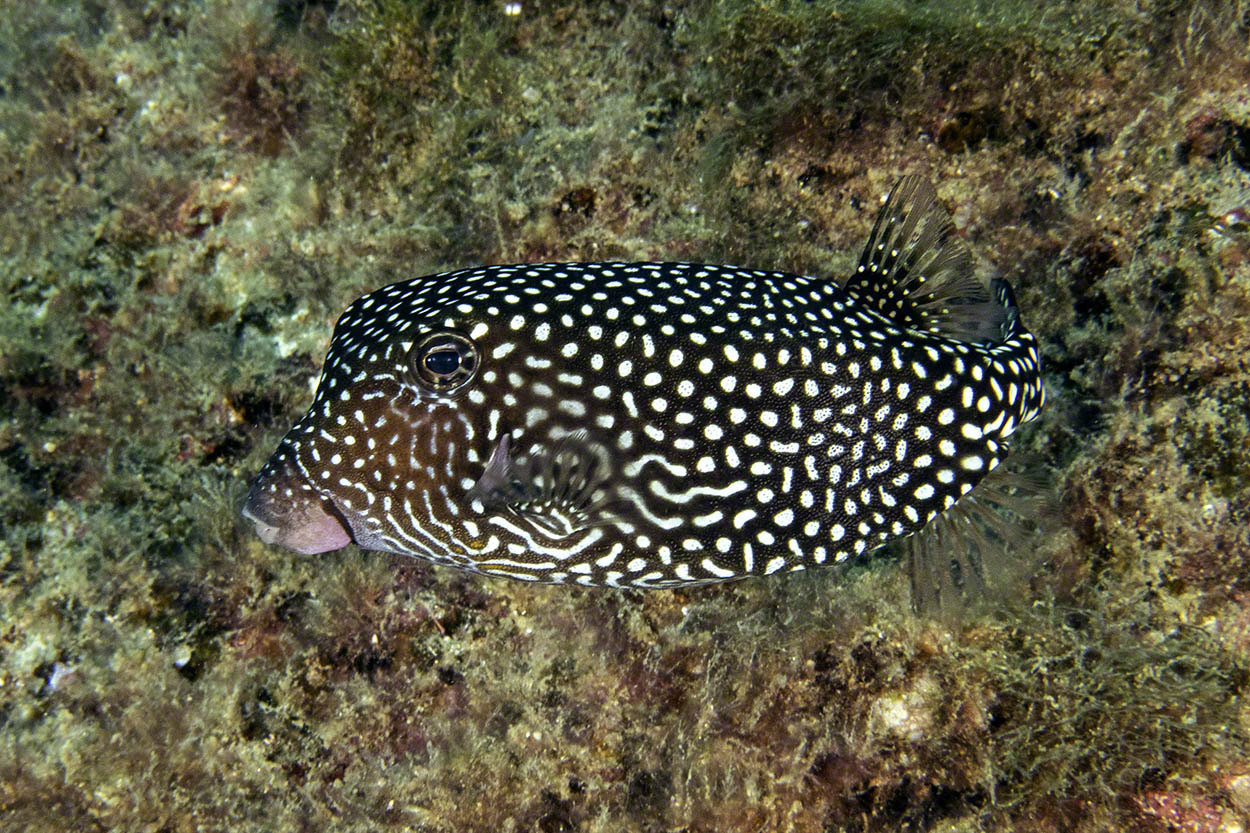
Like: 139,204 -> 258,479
409,332 -> 478,393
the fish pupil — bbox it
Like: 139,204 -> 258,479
424,349 -> 461,376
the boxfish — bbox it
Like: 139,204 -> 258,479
243,177 -> 1045,592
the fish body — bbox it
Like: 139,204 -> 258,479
243,178 -> 1044,588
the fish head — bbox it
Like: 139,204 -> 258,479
242,268 -> 599,560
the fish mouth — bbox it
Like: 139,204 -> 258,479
241,455 -> 353,555
241,493 -> 352,554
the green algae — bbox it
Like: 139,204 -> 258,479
1,0 -> 1249,831
973,595 -> 1247,823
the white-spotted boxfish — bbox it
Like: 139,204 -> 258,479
243,177 -> 1045,590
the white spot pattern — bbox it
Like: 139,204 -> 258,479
245,192 -> 1045,588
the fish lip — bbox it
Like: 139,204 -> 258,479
240,502 -> 283,546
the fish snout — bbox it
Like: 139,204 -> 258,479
241,453 -> 352,555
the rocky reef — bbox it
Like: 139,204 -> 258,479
0,1 -> 1247,830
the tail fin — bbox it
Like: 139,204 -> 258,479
990,277 -> 1024,341
987,275 -> 1046,430
844,176 -> 1006,343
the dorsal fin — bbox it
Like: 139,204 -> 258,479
843,176 -> 1005,342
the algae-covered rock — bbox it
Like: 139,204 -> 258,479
0,2 -> 1246,831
